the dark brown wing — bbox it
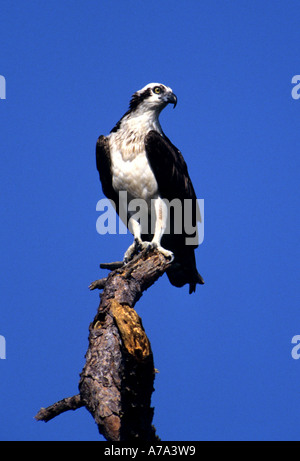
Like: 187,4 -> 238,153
96,135 -> 119,213
145,130 -> 200,248
145,130 -> 204,292
145,130 -> 197,201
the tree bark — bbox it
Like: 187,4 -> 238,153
35,248 -> 171,441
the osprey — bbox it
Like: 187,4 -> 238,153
96,83 -> 204,293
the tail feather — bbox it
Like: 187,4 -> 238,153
166,249 -> 204,294
188,272 -> 205,294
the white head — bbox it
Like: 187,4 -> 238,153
129,83 -> 177,114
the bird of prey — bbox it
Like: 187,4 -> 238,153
96,83 -> 204,293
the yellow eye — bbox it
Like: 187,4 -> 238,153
154,87 -> 161,94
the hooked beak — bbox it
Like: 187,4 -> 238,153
167,92 -> 177,108
163,91 -> 177,108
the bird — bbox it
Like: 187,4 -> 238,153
96,83 -> 204,293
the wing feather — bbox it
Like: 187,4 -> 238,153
145,130 -> 200,247
145,130 -> 197,202
96,135 -> 119,212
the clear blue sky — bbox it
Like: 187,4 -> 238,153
1,0 -> 300,441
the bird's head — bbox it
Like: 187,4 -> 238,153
129,83 -> 177,114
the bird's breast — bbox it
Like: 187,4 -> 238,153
110,144 -> 158,201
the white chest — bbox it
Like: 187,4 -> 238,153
108,113 -> 162,201
110,146 -> 158,201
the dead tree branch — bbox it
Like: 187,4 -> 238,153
35,394 -> 84,422
35,248 -> 171,441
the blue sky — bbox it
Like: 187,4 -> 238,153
1,1 -> 300,441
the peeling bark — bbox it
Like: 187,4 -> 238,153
35,248 -> 171,441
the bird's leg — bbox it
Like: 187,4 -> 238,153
124,198 -> 174,263
123,217 -> 144,263
149,197 -> 174,261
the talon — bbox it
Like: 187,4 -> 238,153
123,244 -> 135,264
139,241 -> 153,252
168,253 -> 175,263
145,242 -> 154,254
123,238 -> 144,263
156,245 -> 174,262
134,237 -> 142,252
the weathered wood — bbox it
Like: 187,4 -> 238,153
35,248 -> 171,441
34,395 -> 84,422
88,277 -> 107,290
79,248 -> 170,441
